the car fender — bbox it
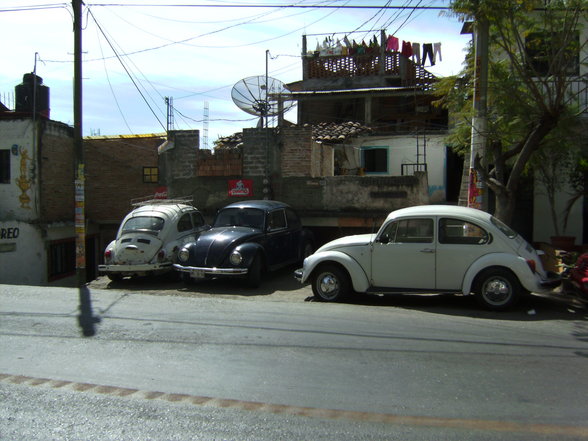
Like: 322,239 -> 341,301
105,240 -> 115,253
462,252 -> 535,295
303,250 -> 370,292
234,242 -> 265,267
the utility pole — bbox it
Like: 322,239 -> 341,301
468,14 -> 489,211
73,0 -> 86,285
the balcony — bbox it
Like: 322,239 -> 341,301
302,52 -> 437,89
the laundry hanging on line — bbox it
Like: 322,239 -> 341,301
310,33 -> 442,67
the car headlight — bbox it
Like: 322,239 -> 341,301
178,248 -> 190,263
229,250 -> 243,266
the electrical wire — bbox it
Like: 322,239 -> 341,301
88,7 -> 167,131
94,17 -> 134,134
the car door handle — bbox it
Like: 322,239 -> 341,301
420,248 -> 435,253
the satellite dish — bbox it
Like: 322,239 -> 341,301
231,76 -> 294,125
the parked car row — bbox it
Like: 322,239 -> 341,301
100,201 -> 561,311
99,199 -> 314,288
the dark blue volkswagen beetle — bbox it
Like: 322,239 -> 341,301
174,200 -> 314,287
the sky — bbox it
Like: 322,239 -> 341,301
0,1 -> 471,145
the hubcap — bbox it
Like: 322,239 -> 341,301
319,273 -> 339,298
483,278 -> 510,304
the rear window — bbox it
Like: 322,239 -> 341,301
490,216 -> 517,239
122,216 -> 165,233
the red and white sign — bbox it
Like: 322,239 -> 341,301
154,186 -> 168,199
228,179 -> 253,197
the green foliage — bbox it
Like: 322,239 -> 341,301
437,0 -> 587,223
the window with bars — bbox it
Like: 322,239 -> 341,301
143,167 -> 159,184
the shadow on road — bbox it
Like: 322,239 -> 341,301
336,290 -> 587,322
93,265 -> 303,297
89,268 -> 586,322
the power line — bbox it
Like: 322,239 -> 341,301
87,3 -> 449,9
88,7 -> 167,131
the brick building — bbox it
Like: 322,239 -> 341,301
0,73 -> 166,285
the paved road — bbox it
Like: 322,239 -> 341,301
1,272 -> 588,440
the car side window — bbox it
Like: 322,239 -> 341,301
379,219 -> 433,243
439,218 -> 489,245
191,212 -> 205,228
378,222 -> 398,243
267,210 -> 287,231
395,218 -> 434,243
177,213 -> 193,232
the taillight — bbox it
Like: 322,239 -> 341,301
157,250 -> 166,261
526,259 -> 537,273
104,250 -> 112,261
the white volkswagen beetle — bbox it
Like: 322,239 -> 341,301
295,205 -> 560,310
99,200 -> 209,281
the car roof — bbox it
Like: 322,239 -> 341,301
387,205 -> 493,223
128,203 -> 196,218
221,200 -> 291,211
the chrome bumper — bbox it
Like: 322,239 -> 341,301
294,268 -> 303,282
98,262 -> 171,273
173,263 -> 248,277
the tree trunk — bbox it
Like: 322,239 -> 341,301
485,115 -> 559,226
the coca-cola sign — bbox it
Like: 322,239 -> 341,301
154,186 -> 168,199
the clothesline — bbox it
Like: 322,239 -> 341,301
310,32 -> 442,67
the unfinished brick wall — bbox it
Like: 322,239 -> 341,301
85,134 -> 165,223
242,128 -> 278,177
40,122 -> 75,222
196,149 -> 242,176
280,126 -> 313,177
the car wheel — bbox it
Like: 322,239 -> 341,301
246,254 -> 262,288
474,268 -> 521,311
107,274 -> 123,282
311,264 -> 350,302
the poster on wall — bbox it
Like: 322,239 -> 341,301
228,179 -> 253,197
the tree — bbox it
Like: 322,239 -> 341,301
437,0 -> 588,225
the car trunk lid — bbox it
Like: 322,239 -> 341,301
114,232 -> 163,264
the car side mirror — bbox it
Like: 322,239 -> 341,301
377,235 -> 390,244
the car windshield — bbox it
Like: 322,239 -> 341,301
214,208 -> 265,229
122,216 -> 165,234
490,216 -> 517,239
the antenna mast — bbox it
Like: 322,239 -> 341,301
165,97 -> 174,132
203,101 -> 209,149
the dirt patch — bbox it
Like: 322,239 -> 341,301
88,266 -> 313,303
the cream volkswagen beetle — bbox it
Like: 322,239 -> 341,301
99,199 -> 209,281
295,205 -> 560,310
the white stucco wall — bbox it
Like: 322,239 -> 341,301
533,178 -> 584,246
0,119 -> 40,222
341,134 -> 447,202
0,221 -> 46,285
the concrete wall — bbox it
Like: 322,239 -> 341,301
533,176 -> 584,247
0,221 -> 46,285
339,134 -> 447,202
161,127 -> 431,226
